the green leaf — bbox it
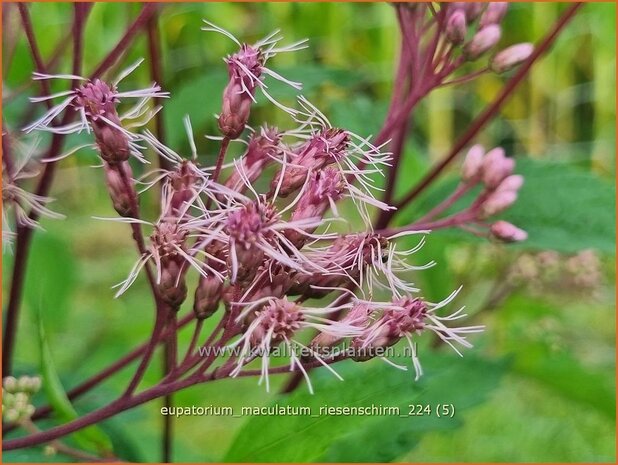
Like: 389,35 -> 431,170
393,158 -> 616,254
24,234 -> 76,332
504,159 -> 616,253
34,307 -> 113,455
224,353 -> 506,462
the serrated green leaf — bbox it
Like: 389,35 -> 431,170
504,159 -> 616,253
393,159 -> 616,254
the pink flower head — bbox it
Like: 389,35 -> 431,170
293,167 -> 345,219
223,199 -> 321,284
203,20 -> 307,138
25,59 -> 168,163
311,302 -> 373,348
272,127 -> 350,198
229,297 -> 362,392
226,126 -> 283,192
352,291 -> 484,379
2,139 -> 64,249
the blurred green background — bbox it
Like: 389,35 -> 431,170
2,2 -> 616,463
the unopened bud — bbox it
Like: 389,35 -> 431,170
465,3 -> 485,21
226,126 -> 281,191
496,174 -> 524,193
461,144 -> 485,183
446,10 -> 467,45
218,82 -> 253,139
158,261 -> 188,308
481,147 -> 514,189
104,162 -> 133,217
93,123 -> 131,164
288,168 -> 344,246
218,44 -> 263,139
490,43 -> 534,73
479,2 -> 509,28
193,275 -> 224,319
17,376 -> 41,394
481,189 -> 517,217
490,221 -> 527,242
3,376 -> 18,393
465,25 -> 501,60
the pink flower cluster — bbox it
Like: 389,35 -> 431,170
17,10 -> 532,391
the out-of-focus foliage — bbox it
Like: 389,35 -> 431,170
2,2 -> 615,463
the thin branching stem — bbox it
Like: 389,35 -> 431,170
392,3 -> 584,213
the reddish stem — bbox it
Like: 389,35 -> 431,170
393,3 -> 583,214
90,4 -> 158,80
3,4 -> 84,376
211,137 -> 231,185
3,314 -> 195,435
3,3 -> 159,377
146,8 -> 171,171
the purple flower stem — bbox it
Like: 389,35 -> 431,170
391,3 -> 583,215
3,4 -> 85,377
3,314 -> 195,435
3,3 -> 159,377
146,7 -> 171,171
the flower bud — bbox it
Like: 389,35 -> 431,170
490,43 -> 534,73
480,189 -> 517,217
481,147 -> 514,189
104,162 -> 133,217
226,126 -> 282,191
93,123 -> 131,163
218,44 -> 264,139
461,144 -> 485,183
496,174 -> 524,193
446,10 -> 467,45
479,2 -> 509,28
158,260 -> 188,308
74,80 -> 131,163
271,128 -> 349,197
465,3 -> 485,21
193,275 -> 224,319
465,25 -> 501,60
490,221 -> 528,242
218,81 -> 253,139
3,376 -> 18,393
